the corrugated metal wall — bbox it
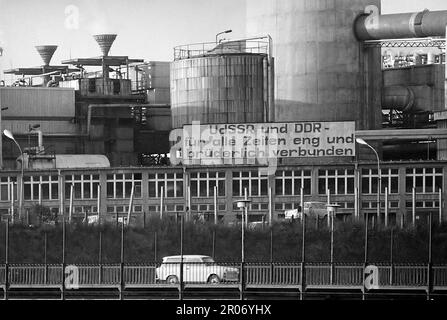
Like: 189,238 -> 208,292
170,54 -> 265,128
0,87 -> 75,117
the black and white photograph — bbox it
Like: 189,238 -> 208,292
0,0 -> 447,310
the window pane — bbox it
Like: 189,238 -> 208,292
134,182 -> 142,198
191,180 -> 198,197
275,179 -> 283,195
209,180 -> 216,196
406,177 -> 413,193
24,184 -> 31,200
337,178 -> 345,194
177,181 -> 184,197
435,177 -> 443,192
251,179 -> 259,196
83,182 -> 91,198
391,177 -> 398,194
284,178 -> 292,195
51,183 -> 58,200
74,183 -> 82,199
294,179 -> 302,195
167,181 -> 175,197
241,180 -> 249,196
148,181 -> 156,197
33,184 -> 39,200
199,181 -> 207,197
368,177 -> 376,194
260,180 -> 268,195
318,179 -> 326,194
304,179 -> 311,195
347,178 -> 354,194
42,184 -> 50,200
425,176 -> 433,193
232,180 -> 240,196
218,180 -> 225,196
1,185 -> 8,200
107,182 -> 114,198
415,176 -> 423,193
125,182 -> 132,198
381,177 -> 389,194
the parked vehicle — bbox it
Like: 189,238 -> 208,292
284,202 -> 329,220
304,201 -> 329,219
156,255 -> 239,284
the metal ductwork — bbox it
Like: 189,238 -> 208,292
355,9 -> 447,41
382,86 -> 415,113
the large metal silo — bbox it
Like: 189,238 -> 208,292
170,41 -> 272,129
246,0 -> 382,130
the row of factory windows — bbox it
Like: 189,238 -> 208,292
1,198 -> 440,218
0,168 -> 443,202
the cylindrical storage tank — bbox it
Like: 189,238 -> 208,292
170,54 -> 266,129
246,0 -> 382,130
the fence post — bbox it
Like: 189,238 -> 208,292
270,227 -> 274,283
44,232 -> 48,285
390,228 -> 394,286
330,210 -> 334,286
4,219 -> 9,300
427,212 -> 433,300
240,261 -> 245,301
179,215 -> 184,300
300,213 -> 306,300
61,216 -> 66,300
120,222 -> 125,300
99,231 -> 103,285
363,212 -> 369,300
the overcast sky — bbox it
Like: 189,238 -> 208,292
0,0 -> 446,76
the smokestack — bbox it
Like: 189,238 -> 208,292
35,45 -> 58,66
93,34 -> 117,56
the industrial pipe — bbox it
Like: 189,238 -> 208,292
382,86 -> 415,113
355,9 -> 447,41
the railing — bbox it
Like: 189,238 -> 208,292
245,263 -> 301,285
8,264 -> 62,286
0,265 -> 5,285
173,40 -> 269,61
333,264 -> 364,286
1,263 -> 447,289
393,264 -> 428,287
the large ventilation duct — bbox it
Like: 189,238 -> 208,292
35,45 -> 58,66
355,9 -> 447,40
93,34 -> 117,56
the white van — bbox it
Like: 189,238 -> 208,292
284,201 -> 329,220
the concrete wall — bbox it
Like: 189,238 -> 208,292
246,0 -> 382,131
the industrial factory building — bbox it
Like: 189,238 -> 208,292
0,1 -> 447,226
